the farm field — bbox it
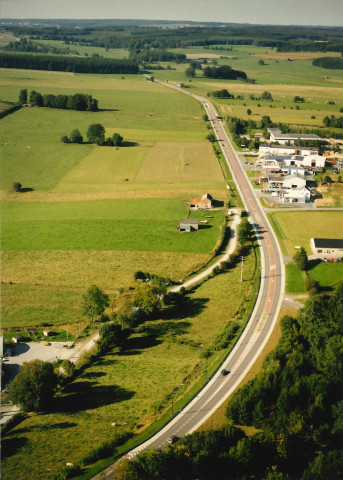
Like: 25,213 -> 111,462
152,45 -> 343,129
0,68 -> 229,330
2,252 -> 257,480
267,211 -> 343,256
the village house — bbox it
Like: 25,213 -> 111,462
190,193 -> 213,210
310,238 -> 343,260
179,219 -> 199,232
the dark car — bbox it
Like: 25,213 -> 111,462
221,369 -> 230,376
167,435 -> 179,444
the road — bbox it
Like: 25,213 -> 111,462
92,84 -> 285,479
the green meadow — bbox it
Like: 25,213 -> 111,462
1,199 -> 224,253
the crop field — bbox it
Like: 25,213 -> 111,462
268,211 -> 343,256
2,252 -> 256,480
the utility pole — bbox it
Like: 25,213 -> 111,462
240,256 -> 244,283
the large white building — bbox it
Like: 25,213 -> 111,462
268,128 -> 321,145
259,144 -> 319,156
282,187 -> 311,203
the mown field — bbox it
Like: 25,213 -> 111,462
2,252 -> 257,480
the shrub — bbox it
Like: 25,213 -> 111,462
12,182 -> 21,192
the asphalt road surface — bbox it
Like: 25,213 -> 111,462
92,83 -> 285,479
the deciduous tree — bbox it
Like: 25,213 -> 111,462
81,284 -> 109,323
9,360 -> 57,411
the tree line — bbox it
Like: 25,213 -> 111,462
4,37 -> 80,56
120,282 -> 343,479
0,52 -> 139,74
19,89 -> 99,111
312,56 -> 343,70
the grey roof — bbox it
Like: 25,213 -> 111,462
313,238 -> 343,249
180,219 -> 199,225
260,144 -> 317,151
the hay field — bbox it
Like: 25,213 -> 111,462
136,142 -> 223,182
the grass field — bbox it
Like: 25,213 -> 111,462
2,253 -> 256,480
267,211 -> 343,256
1,199 -> 225,253
308,262 -> 343,289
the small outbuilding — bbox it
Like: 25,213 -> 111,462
180,219 -> 199,232
310,238 -> 343,259
43,329 -> 52,337
12,334 -> 24,344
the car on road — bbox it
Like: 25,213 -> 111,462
167,435 -> 179,444
221,369 -> 230,376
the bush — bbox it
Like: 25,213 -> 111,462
69,128 -> 83,144
12,182 -> 21,192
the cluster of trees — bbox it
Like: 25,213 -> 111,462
249,91 -> 273,101
210,89 -> 234,99
19,89 -> 99,111
323,115 -> 343,128
0,52 -> 139,74
227,116 -> 273,149
61,124 -> 123,146
312,56 -> 343,70
203,65 -> 247,80
122,283 -> 343,479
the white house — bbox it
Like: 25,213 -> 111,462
257,155 -> 288,169
268,128 -> 321,145
282,187 -> 311,203
310,238 -> 343,259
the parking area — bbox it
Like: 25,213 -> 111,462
3,341 -> 75,383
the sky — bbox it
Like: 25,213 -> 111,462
0,0 -> 342,26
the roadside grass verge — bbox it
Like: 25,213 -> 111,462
285,263 -> 307,294
2,250 -> 256,480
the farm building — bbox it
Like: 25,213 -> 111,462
180,219 -> 199,232
190,193 -> 213,210
259,144 -> 319,156
43,329 -> 52,337
310,238 -> 343,259
267,128 -> 320,145
282,174 -> 307,189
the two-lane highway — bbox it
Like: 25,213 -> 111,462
93,83 -> 285,479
